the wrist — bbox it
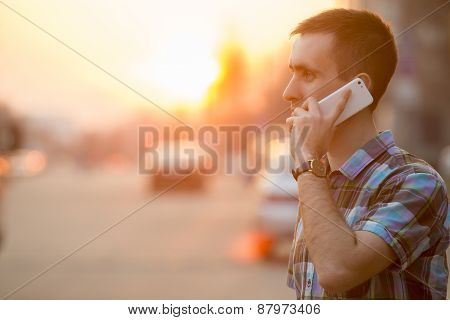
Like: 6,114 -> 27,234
296,171 -> 327,189
297,150 -> 320,163
296,170 -> 314,182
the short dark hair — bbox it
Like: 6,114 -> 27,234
290,8 -> 398,110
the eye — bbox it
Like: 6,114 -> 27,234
302,70 -> 314,81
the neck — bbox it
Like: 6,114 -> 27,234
327,109 -> 378,172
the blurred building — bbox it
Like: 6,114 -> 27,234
348,0 -> 450,182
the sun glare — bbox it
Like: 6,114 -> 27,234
133,37 -> 220,111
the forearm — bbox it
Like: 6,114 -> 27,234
297,172 -> 358,287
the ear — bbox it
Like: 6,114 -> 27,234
355,73 -> 372,90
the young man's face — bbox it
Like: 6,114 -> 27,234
283,32 -> 347,110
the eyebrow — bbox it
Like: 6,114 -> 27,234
288,62 -> 320,74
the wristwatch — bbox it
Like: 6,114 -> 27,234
291,159 -> 327,181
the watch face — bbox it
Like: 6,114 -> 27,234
311,159 -> 327,177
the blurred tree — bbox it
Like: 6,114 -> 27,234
205,40 -> 248,124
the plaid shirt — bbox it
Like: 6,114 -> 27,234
287,130 -> 449,299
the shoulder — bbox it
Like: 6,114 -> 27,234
375,149 -> 448,229
379,145 -> 448,193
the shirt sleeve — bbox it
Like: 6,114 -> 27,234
352,170 -> 449,271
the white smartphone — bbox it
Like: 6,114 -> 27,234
319,77 -> 373,126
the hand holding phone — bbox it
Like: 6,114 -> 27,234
288,78 -> 373,162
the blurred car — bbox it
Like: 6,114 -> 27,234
255,137 -> 298,260
7,149 -> 47,178
145,140 -> 213,192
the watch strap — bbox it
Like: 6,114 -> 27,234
291,161 -> 311,181
292,158 -> 328,180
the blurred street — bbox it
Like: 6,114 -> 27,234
0,165 -> 293,299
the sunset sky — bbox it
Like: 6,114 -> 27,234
0,0 -> 340,129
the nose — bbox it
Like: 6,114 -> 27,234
282,77 -> 302,110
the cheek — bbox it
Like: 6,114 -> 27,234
305,79 -> 341,101
303,82 -> 325,100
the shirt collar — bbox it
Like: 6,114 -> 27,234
324,130 -> 395,180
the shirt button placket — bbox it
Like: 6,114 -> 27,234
305,263 -> 315,297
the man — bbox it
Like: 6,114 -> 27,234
284,9 -> 449,299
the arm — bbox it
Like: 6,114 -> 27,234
286,92 -> 393,291
296,172 -> 396,292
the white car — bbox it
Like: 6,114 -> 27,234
145,140 -> 212,192
256,137 -> 299,260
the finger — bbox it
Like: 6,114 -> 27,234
307,98 -> 321,117
286,116 -> 306,132
286,116 -> 304,126
286,116 -> 294,127
292,107 -> 309,117
300,97 -> 315,111
330,89 -> 351,124
286,116 -> 295,132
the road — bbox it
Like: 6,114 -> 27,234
0,164 -> 293,299
1,164 -> 448,299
